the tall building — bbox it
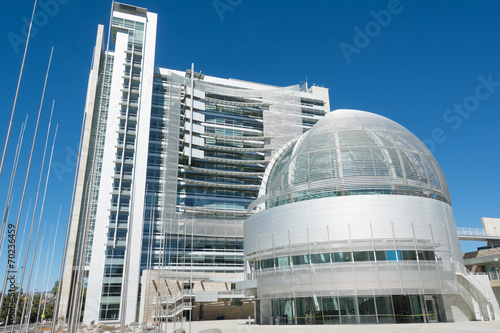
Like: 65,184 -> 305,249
59,3 -> 329,324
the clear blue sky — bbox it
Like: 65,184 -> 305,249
0,0 -> 499,292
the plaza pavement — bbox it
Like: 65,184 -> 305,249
169,319 -> 500,333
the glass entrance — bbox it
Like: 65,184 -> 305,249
392,295 -> 424,323
424,296 -> 438,323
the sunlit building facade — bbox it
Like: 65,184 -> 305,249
59,3 -> 330,324
241,110 -> 497,324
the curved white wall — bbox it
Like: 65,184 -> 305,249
244,194 -> 462,299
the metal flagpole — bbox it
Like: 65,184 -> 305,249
0,48 -> 53,313
17,114 -> 58,333
15,199 -> 31,272
21,223 -> 46,333
1,199 -> 30,333
34,224 -> 52,329
0,117 -> 27,260
41,206 -> 61,331
0,0 -> 37,181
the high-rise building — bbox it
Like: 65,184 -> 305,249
60,3 -> 329,324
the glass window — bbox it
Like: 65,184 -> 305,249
375,251 -> 386,261
408,295 -> 424,323
417,251 -> 435,261
102,283 -> 122,296
358,296 -> 377,323
385,250 -> 400,261
105,246 -> 125,258
339,296 -> 357,324
310,253 -> 320,264
276,256 -> 290,267
401,250 -> 417,261
291,254 -> 310,266
99,303 -> 120,320
353,251 -> 375,262
333,252 -> 352,263
104,264 -> 123,277
376,296 -> 395,323
278,299 -> 294,325
295,298 -> 314,325
358,296 -> 375,315
318,253 -> 331,264
321,296 -> 340,324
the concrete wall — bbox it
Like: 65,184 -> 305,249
483,218 -> 500,238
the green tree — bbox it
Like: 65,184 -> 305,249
0,286 -> 24,325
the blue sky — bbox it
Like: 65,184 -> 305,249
0,0 -> 499,291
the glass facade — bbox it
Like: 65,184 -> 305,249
140,70 -> 328,275
271,295 -> 440,324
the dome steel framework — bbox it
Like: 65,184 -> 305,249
253,109 -> 450,211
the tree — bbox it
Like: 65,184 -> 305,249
0,286 -> 24,325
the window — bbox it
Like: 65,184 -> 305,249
400,250 -> 417,261
276,256 -> 290,267
353,251 -> 374,262
333,252 -> 352,263
376,250 -> 399,261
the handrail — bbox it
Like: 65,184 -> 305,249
456,227 -> 486,237
154,302 -> 192,318
454,261 -> 489,302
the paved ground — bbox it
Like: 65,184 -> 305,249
163,319 -> 500,333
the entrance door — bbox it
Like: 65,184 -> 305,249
392,295 -> 411,323
424,296 -> 438,323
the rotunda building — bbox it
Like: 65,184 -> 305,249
242,110 -> 496,324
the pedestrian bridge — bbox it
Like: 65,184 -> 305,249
457,227 -> 500,241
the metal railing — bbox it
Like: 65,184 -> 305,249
456,227 -> 486,237
488,271 -> 500,280
217,290 -> 245,296
155,290 -> 192,304
154,302 -> 192,319
454,261 -> 489,302
155,289 -> 245,305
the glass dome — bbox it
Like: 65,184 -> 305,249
258,109 -> 450,209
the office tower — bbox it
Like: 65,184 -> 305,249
59,3 -> 329,324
